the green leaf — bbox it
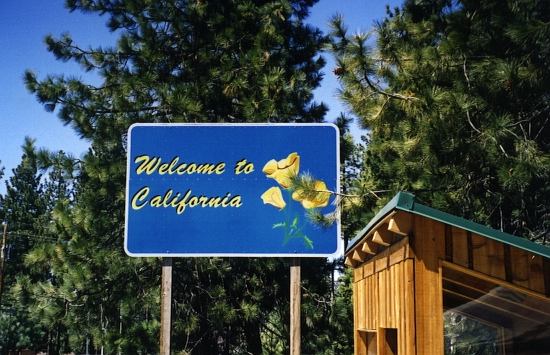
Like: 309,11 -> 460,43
272,222 -> 286,229
291,216 -> 298,228
303,236 -> 314,249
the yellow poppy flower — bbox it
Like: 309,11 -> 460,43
261,186 -> 286,210
262,152 -> 300,189
291,180 -> 331,209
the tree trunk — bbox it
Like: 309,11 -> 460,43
245,320 -> 262,355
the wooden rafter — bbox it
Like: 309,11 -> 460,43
388,212 -> 412,236
372,228 -> 393,246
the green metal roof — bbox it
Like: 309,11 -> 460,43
346,192 -> 550,259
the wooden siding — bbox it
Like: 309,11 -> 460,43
351,211 -> 550,355
353,238 -> 415,355
411,216 -> 445,355
444,224 -> 547,295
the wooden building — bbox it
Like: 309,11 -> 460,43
345,192 -> 550,355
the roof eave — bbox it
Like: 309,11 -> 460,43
345,192 -> 550,260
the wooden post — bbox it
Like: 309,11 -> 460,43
160,257 -> 173,355
290,257 -> 301,355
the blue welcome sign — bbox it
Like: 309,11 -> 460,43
125,124 -> 341,257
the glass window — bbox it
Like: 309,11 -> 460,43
443,266 -> 550,355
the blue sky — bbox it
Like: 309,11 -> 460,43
0,0 -> 401,192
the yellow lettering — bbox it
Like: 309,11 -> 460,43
186,164 -> 197,174
230,196 -> 242,207
131,187 -> 150,210
188,196 -> 199,207
150,195 -> 162,207
135,155 -> 160,175
221,194 -> 231,207
131,188 -> 242,215
234,159 -> 254,174
162,190 -> 173,207
134,155 -> 227,176
176,190 -> 192,214
158,162 -> 170,174
176,163 -> 188,175
215,163 -> 226,174
198,196 -> 209,206
168,157 -> 180,174
195,164 -> 215,174
208,197 -> 222,207
170,193 -> 182,208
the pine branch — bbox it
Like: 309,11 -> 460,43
361,71 -> 418,101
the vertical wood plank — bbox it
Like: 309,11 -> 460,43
354,266 -> 364,282
510,247 -> 529,288
358,278 -> 366,330
368,275 -> 373,330
392,264 -> 398,329
504,245 -> 513,283
405,259 -> 416,355
397,262 -> 405,355
391,265 -> 396,328
451,227 -> 469,267
445,225 -> 453,261
374,273 -> 379,330
365,276 -> 370,331
365,276 -> 372,329
389,265 -> 399,328
375,249 -> 389,272
353,281 -> 359,355
372,274 -> 380,329
413,216 -> 444,355
379,270 -> 386,328
528,255 -> 545,294
487,239 -> 505,279
389,238 -> 408,266
471,234 -> 489,273
544,258 -> 550,297
467,231 -> 474,269
389,266 -> 394,328
472,235 -> 505,279
364,261 -> 374,278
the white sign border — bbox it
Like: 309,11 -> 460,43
124,123 -> 342,258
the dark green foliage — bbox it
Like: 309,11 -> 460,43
25,0 -> 327,132
0,139 -> 52,352
22,0 -> 345,353
331,0 -> 550,244
0,304 -> 46,353
1,138 -> 47,289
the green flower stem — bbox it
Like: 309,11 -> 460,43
281,189 -> 313,249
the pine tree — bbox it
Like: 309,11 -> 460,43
25,0 -> 331,352
1,138 -> 47,293
331,0 -> 550,244
0,138 -> 49,352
